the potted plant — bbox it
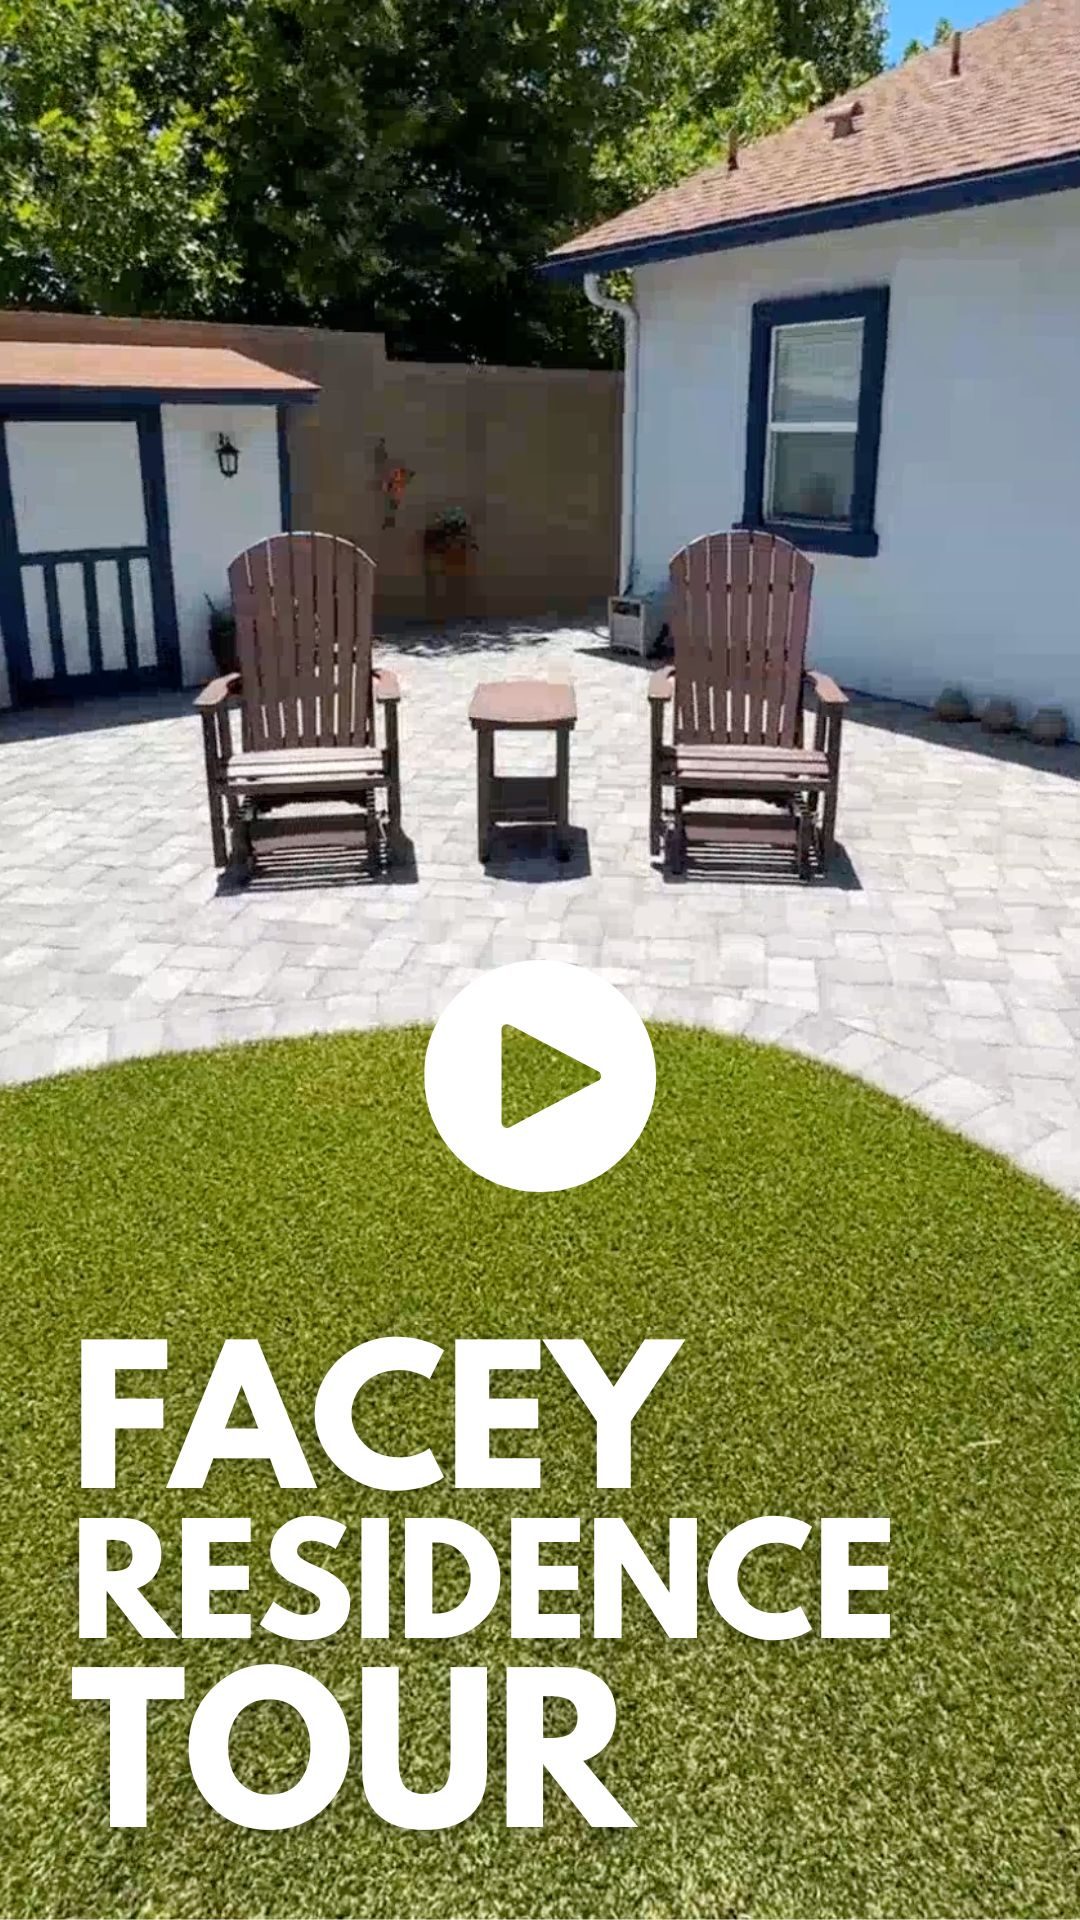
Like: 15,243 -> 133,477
422,507 -> 477,576
206,597 -> 238,676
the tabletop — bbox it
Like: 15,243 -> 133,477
469,679 -> 577,730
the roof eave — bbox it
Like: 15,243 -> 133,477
541,147 -> 1080,280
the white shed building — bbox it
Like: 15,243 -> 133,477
545,0 -> 1080,729
0,341 -> 317,709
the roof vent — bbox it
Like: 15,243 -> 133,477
950,28 -> 962,74
825,98 -> 863,139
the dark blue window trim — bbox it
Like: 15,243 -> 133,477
540,149 -> 1080,279
740,285 -> 889,559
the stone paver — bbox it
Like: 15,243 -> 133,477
2,617 -> 1080,1198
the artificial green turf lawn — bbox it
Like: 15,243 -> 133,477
2,1025 -> 1080,1920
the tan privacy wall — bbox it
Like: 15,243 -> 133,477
0,311 -> 620,621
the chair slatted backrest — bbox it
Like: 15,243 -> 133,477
669,530 -> 813,749
229,533 -> 376,752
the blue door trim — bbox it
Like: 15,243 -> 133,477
277,404 -> 293,531
136,409 -> 181,687
42,561 -> 64,679
82,557 -> 103,678
116,553 -> 138,672
0,424 -> 32,697
19,542 -> 150,566
0,403 -> 182,703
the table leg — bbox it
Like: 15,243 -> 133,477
555,724 -> 571,861
477,728 -> 494,862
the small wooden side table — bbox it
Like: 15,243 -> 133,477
469,679 -> 577,862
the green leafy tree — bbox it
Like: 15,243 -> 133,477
902,15 -> 953,59
0,0 -> 234,312
772,0 -> 883,94
195,0 -> 617,362
594,0 -> 882,210
0,0 -> 885,361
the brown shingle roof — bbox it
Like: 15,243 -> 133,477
0,341 -> 318,401
547,0 -> 1080,271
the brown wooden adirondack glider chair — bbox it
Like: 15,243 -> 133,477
649,530 -> 847,879
196,533 -> 403,878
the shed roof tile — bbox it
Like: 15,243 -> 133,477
0,341 -> 318,400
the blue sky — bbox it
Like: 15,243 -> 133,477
884,0 -> 1011,60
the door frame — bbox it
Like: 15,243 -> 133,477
0,402 -> 181,704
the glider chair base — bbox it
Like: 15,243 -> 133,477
198,681 -> 405,884
661,798 -> 829,881
224,791 -> 401,883
649,666 -> 845,883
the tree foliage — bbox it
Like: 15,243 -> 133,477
0,0 -> 885,361
901,15 -> 953,59
593,0 -> 824,209
0,0 -> 234,312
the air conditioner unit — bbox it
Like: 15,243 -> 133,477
608,589 -> 668,659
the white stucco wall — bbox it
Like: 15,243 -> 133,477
161,403 -> 282,684
631,189 -> 1080,724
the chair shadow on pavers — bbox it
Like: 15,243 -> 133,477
649,529 -> 850,884
197,532 -> 411,888
219,825 -> 419,893
482,822 -> 592,883
658,835 -> 861,889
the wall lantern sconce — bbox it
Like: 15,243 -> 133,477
216,433 -> 240,479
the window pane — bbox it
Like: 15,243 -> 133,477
771,320 -> 863,425
767,429 -> 856,523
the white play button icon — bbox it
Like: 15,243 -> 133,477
424,961 -> 656,1193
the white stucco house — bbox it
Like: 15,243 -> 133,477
0,340 -> 317,709
545,0 -> 1080,726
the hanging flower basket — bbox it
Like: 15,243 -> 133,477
423,508 -> 478,574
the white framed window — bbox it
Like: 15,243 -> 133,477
763,317 -> 864,526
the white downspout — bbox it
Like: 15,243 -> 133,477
584,271 -> 638,596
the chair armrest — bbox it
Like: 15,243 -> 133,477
804,668 -> 847,708
374,667 -> 401,703
648,665 -> 675,702
195,673 -> 240,711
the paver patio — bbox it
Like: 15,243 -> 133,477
2,618 -> 1080,1197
